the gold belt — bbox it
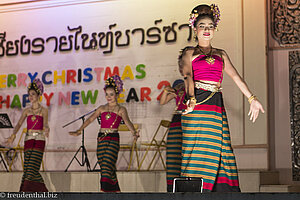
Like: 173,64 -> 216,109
99,129 -> 118,134
25,130 -> 45,141
27,129 -> 43,136
98,129 -> 118,142
195,81 -> 221,92
192,82 -> 221,105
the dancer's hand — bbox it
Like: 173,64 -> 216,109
248,99 -> 265,123
5,134 -> 16,146
182,99 -> 195,115
69,130 -> 82,136
164,86 -> 176,94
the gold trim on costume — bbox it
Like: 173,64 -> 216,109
194,81 -> 221,92
99,128 -> 118,134
25,130 -> 45,141
192,82 -> 222,105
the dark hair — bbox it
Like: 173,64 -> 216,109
28,87 -> 39,95
192,4 -> 215,27
172,79 -> 184,88
178,46 -> 194,76
104,85 -> 117,94
27,78 -> 44,96
103,75 -> 123,94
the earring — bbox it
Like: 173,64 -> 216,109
193,32 -> 198,41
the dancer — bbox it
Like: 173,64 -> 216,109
160,79 -> 186,192
6,78 -> 49,192
179,4 -> 264,192
69,75 -> 139,192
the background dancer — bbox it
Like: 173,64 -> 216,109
69,75 -> 139,192
160,79 -> 186,192
6,78 -> 49,192
179,4 -> 264,192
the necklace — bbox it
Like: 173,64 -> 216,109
31,105 -> 41,122
197,45 -> 215,65
105,105 -> 117,120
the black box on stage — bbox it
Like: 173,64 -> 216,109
173,177 -> 203,192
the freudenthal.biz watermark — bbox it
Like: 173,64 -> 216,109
0,192 -> 58,199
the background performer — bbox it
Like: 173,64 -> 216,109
160,79 -> 186,192
6,78 -> 49,192
69,75 -> 139,192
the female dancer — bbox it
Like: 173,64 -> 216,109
160,79 -> 186,192
179,4 -> 264,192
69,75 -> 139,192
6,78 -> 49,192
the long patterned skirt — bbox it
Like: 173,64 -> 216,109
97,132 -> 120,192
166,114 -> 182,192
181,89 -> 240,192
20,139 -> 48,192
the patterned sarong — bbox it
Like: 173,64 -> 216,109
97,132 -> 120,192
20,139 -> 48,192
166,114 -> 182,192
181,88 -> 240,192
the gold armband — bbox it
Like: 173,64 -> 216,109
248,95 -> 257,104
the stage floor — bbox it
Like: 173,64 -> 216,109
1,170 -> 300,193
0,192 -> 299,200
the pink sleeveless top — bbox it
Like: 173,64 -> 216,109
27,115 -> 43,130
192,54 -> 223,83
175,89 -> 187,111
101,112 -> 122,129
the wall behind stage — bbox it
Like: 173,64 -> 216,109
0,0 -> 267,171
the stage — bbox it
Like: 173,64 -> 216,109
0,192 -> 300,200
1,170 -> 300,193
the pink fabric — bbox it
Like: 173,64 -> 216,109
175,89 -> 187,111
192,54 -> 223,83
101,112 -> 122,129
27,115 -> 43,130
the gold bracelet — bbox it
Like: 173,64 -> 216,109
163,89 -> 169,93
248,95 -> 257,104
